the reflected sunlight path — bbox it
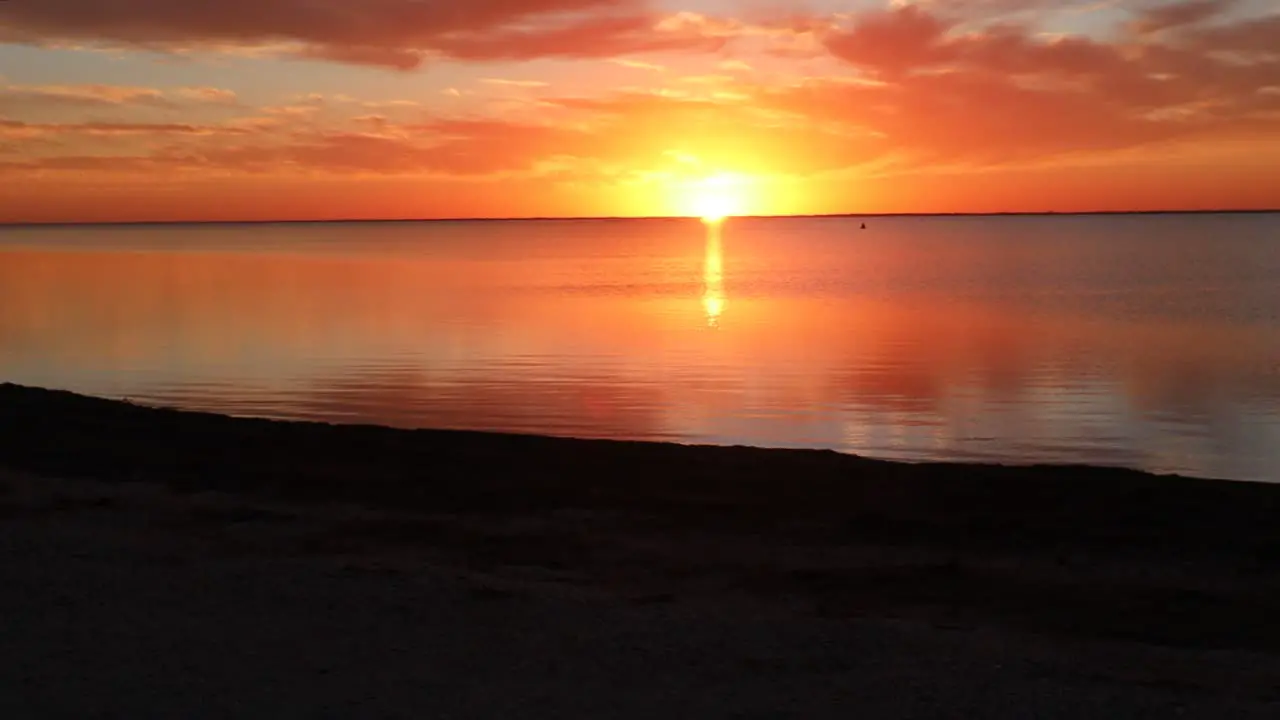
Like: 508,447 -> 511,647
702,219 -> 725,328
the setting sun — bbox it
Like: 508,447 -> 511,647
0,0 -> 1277,223
682,173 -> 753,221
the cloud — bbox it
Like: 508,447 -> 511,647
542,91 -> 886,175
611,58 -> 665,71
2,1 -> 1276,188
0,0 -> 729,69
0,0 -> 625,45
292,44 -> 427,71
0,120 -> 254,145
0,83 -> 238,112
481,79 -> 551,88
426,13 -> 728,62
0,83 -> 170,109
1181,10 -> 1280,57
797,1 -> 1280,164
1128,0 -> 1237,36
0,88 -> 881,182
824,6 -> 953,76
174,87 -> 239,104
0,114 -> 602,178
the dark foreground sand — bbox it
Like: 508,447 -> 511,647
2,383 -> 1279,717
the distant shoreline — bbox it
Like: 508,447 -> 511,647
2,208 -> 1277,229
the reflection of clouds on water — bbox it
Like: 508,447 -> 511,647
702,220 -> 724,328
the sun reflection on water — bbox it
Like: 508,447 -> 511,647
702,219 -> 724,328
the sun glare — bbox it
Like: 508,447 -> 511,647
683,173 -> 751,222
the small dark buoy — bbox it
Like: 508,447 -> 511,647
860,222 -> 866,230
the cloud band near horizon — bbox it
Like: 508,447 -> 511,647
0,0 -> 1277,220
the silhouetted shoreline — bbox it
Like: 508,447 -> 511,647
6,383 -> 1280,716
4,382 -> 1280,648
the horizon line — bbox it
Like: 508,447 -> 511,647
3,207 -> 1277,228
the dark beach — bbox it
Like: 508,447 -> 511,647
3,382 -> 1279,717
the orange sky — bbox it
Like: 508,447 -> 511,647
1,0 -> 1278,222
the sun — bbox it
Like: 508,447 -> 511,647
698,196 -> 733,223
682,173 -> 750,222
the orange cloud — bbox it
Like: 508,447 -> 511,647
1,1 -> 1276,220
0,114 -> 600,179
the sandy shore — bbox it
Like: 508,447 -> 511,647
3,384 -> 1280,717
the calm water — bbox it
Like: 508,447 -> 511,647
2,215 -> 1279,481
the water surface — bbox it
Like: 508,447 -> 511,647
2,214 -> 1278,481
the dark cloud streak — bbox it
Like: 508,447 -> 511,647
0,0 -> 720,68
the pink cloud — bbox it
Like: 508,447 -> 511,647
802,2 -> 1280,163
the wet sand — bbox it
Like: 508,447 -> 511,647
2,383 -> 1279,717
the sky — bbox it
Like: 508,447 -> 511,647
1,0 -> 1278,222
